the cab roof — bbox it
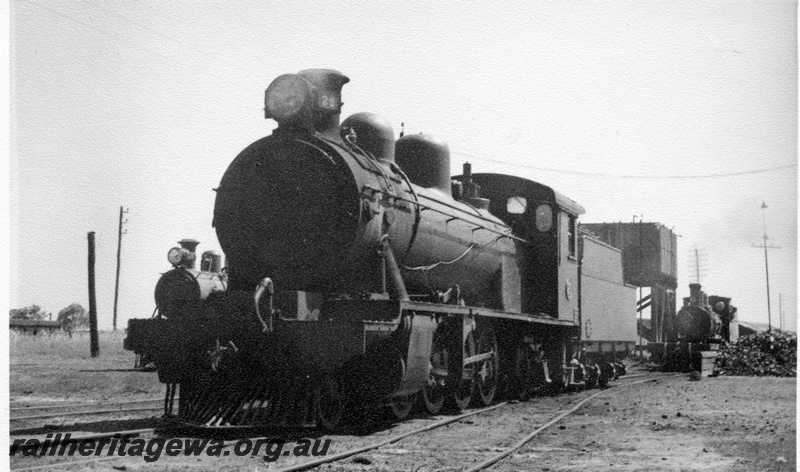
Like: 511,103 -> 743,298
464,173 -> 585,216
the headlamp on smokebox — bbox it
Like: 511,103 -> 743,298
167,247 -> 186,266
264,73 -> 342,129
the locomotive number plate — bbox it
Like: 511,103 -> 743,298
318,93 -> 340,110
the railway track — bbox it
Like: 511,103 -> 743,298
10,398 -> 171,423
276,372 -> 671,472
11,406 -> 164,422
10,397 -> 166,412
462,376 -> 666,472
10,371 -> 672,471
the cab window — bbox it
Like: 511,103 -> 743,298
535,204 -> 553,232
507,196 -> 527,214
568,215 -> 577,258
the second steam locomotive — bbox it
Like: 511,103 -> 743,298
126,69 -> 641,429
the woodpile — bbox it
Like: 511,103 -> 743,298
714,331 -> 796,377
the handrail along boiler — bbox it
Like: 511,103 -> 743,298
124,69 -> 633,428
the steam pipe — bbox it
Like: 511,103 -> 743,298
254,277 -> 275,332
381,237 -> 409,302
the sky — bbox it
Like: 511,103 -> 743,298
8,0 -> 798,333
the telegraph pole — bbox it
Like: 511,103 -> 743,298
688,246 -> 708,284
695,247 -> 700,283
112,206 -> 129,331
753,202 -> 780,332
87,232 -> 99,357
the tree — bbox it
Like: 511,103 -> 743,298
58,303 -> 89,331
9,304 -> 48,320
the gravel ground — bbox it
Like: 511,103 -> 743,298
495,375 -> 796,472
10,372 -> 796,471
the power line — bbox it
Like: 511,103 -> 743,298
21,0 -> 262,82
20,0 -> 176,62
20,0 -> 797,183
452,151 -> 796,180
84,2 -> 263,81
155,8 -> 269,67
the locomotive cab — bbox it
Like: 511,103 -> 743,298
709,295 -> 738,343
459,173 -> 584,322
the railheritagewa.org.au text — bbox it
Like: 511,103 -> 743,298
11,434 -> 332,462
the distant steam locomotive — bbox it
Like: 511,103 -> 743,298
126,69 -> 657,429
675,283 -> 738,343
648,282 -> 739,372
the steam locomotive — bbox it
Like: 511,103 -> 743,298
125,69 -> 637,429
675,283 -> 738,344
650,282 -> 738,372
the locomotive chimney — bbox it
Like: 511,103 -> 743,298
178,239 -> 200,269
298,69 -> 350,140
689,283 -> 702,307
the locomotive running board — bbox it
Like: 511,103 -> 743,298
399,300 -> 578,328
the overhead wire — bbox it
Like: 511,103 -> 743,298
85,1 -> 263,81
21,1 -> 794,183
18,0 -> 175,63
20,0 -> 263,83
452,151 -> 796,180
155,7 -> 270,68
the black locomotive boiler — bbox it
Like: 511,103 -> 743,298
125,69 -> 635,429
